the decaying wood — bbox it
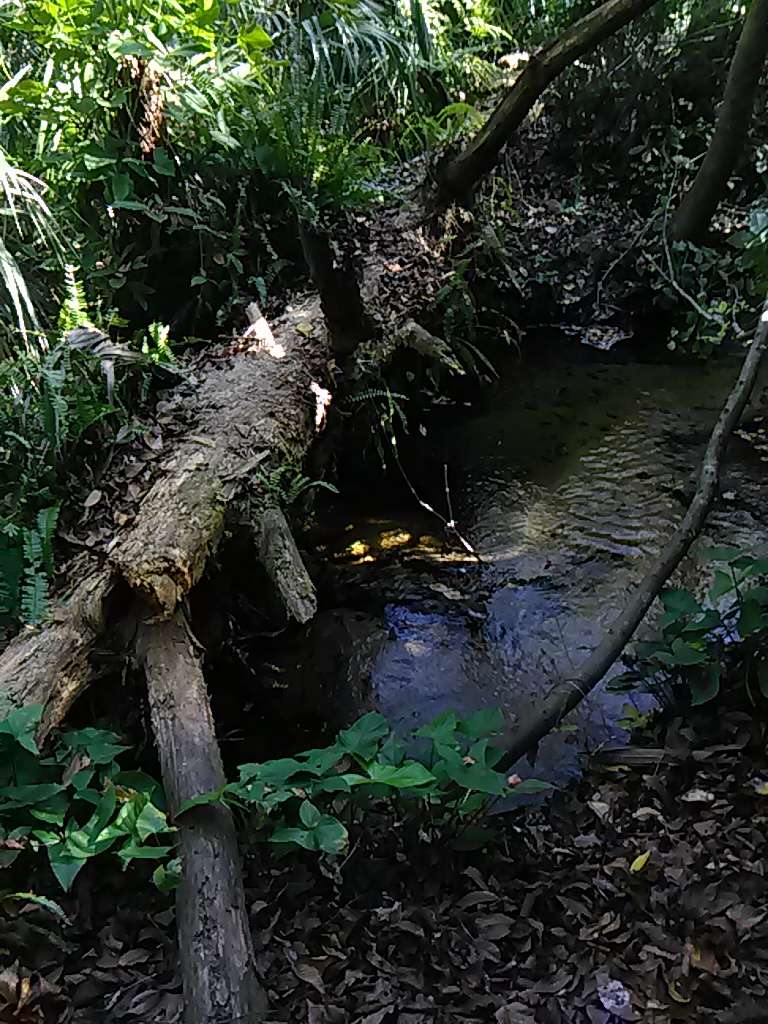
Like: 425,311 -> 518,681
258,506 -> 317,624
0,574 -> 112,737
137,610 -> 267,1024
498,298 -> 768,772
111,301 -> 325,616
0,299 -> 328,737
435,0 -> 663,203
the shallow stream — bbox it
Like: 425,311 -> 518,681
291,344 -> 768,783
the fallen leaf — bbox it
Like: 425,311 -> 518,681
294,962 -> 325,996
83,489 -> 102,508
630,850 -> 651,874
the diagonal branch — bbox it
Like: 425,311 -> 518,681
498,297 -> 768,772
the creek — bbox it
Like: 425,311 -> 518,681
245,341 -> 768,784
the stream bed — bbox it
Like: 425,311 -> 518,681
276,343 -> 768,784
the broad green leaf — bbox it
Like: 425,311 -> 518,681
338,713 -> 389,761
310,776 -> 353,794
414,711 -> 459,746
459,708 -> 505,740
117,841 -> 175,863
444,757 -> 506,797
152,148 -> 175,177
739,599 -> 768,637
299,800 -> 322,829
312,819 -> 348,855
85,786 -> 116,840
709,569 -> 736,602
378,732 -> 406,766
656,639 -> 708,667
239,25 -> 273,60
509,778 -> 553,796
0,705 -> 42,754
366,761 -> 435,789
153,857 -> 182,892
6,892 -> 67,918
110,172 -> 131,203
134,802 -> 172,842
176,787 -> 226,817
270,826 -> 314,850
690,663 -> 720,706
661,588 -> 701,616
702,546 -> 743,563
48,851 -> 86,892
60,728 -> 128,764
680,610 -> 721,635
0,783 -> 63,806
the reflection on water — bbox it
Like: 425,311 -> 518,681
312,350 -> 768,783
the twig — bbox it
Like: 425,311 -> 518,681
497,295 -> 768,772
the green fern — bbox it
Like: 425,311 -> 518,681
19,505 -> 58,625
57,265 -> 92,337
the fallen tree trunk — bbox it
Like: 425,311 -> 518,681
0,301 -> 330,1022
499,298 -> 768,772
137,609 -> 267,1024
0,298 -> 327,735
671,0 -> 768,242
435,0 -> 663,204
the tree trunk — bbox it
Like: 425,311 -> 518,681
498,299 -> 768,772
0,298 -> 327,739
435,0 -> 663,204
136,610 -> 267,1024
671,0 -> 768,243
298,219 -> 372,356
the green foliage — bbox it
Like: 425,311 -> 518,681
0,270 -> 122,628
255,461 -> 339,507
612,549 -> 768,709
181,708 -> 551,855
0,705 -> 176,892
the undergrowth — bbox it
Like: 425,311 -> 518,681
0,704 -> 549,903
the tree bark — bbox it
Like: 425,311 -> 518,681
498,298 -> 768,772
0,299 -> 327,739
671,0 -> 768,242
136,610 -> 267,1024
298,220 -> 372,356
435,0 -> 663,204
257,506 -> 317,624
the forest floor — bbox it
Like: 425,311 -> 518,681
2,122 -> 765,1024
5,695 -> 767,1024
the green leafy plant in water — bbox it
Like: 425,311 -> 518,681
181,708 -> 552,856
612,548 -> 768,708
0,705 -> 177,892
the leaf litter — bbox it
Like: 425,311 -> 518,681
1,702 -> 767,1023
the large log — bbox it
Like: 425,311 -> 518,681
136,610 -> 267,1024
0,298 -> 328,737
